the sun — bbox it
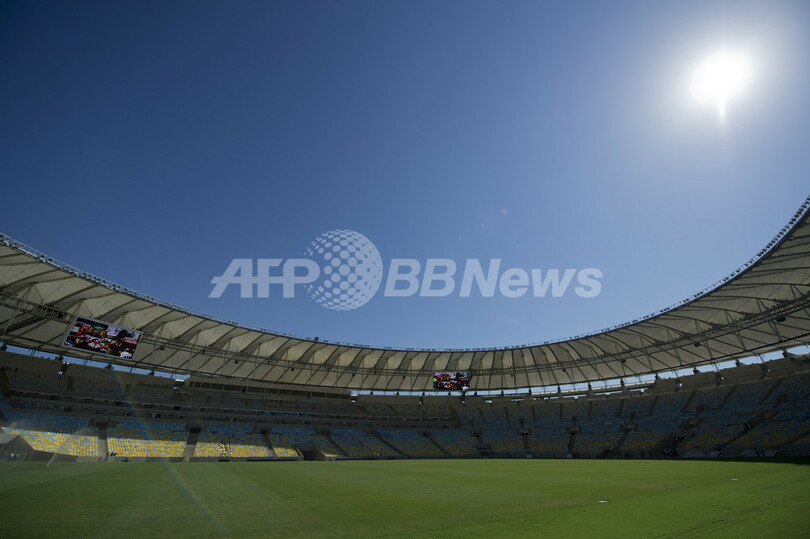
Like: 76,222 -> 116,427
691,51 -> 752,118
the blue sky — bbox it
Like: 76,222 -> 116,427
1,0 -> 808,349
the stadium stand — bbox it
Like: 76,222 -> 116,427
6,370 -> 67,392
620,393 -> 653,418
561,398 -> 589,423
1,198 -> 809,464
723,380 -> 779,413
734,410 -> 810,447
687,415 -> 748,449
73,377 -> 126,399
378,429 -> 438,456
107,420 -> 186,458
480,406 -> 508,425
768,373 -> 810,403
575,425 -> 621,455
269,426 -> 341,457
456,407 -> 482,426
508,404 -> 533,424
266,428 -> 301,458
649,391 -> 691,419
429,429 -> 477,455
479,429 -> 524,453
534,401 -> 565,426
2,349 -> 810,462
529,428 -> 570,453
130,385 -> 174,402
688,386 -> 732,414
1,411 -> 97,456
0,393 -> 13,410
589,398 -> 621,422
622,421 -> 680,451
330,428 -> 396,457
196,424 -> 271,458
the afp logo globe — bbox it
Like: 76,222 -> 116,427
304,230 -> 383,310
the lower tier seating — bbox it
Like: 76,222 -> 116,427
1,411 -> 97,456
107,420 -> 186,458
196,424 -> 271,458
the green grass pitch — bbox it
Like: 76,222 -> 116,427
1,459 -> 809,537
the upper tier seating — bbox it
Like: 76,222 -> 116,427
589,398 -> 621,423
560,398 -> 590,423
688,386 -> 732,414
480,406 -> 509,426
533,402 -> 566,426
620,394 -> 653,418
130,385 -> 174,402
649,392 -> 691,418
723,380 -> 779,413
73,377 -> 125,399
6,370 -> 67,392
456,407 -> 482,425
508,404 -> 533,424
767,373 -> 810,404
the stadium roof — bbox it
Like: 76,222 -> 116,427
1,197 -> 809,392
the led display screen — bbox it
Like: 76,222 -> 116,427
62,316 -> 141,359
433,371 -> 470,391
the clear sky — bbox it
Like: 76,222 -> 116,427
1,0 -> 808,350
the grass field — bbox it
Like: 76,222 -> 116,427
1,458 -> 809,537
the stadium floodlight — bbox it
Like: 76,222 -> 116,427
760,364 -> 770,374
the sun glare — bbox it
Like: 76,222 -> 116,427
691,51 -> 752,118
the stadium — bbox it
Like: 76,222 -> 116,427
3,2 -> 810,537
1,196 -> 810,535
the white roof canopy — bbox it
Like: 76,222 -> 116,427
1,197 -> 809,392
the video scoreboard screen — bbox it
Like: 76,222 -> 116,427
62,316 -> 142,360
433,371 -> 470,391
